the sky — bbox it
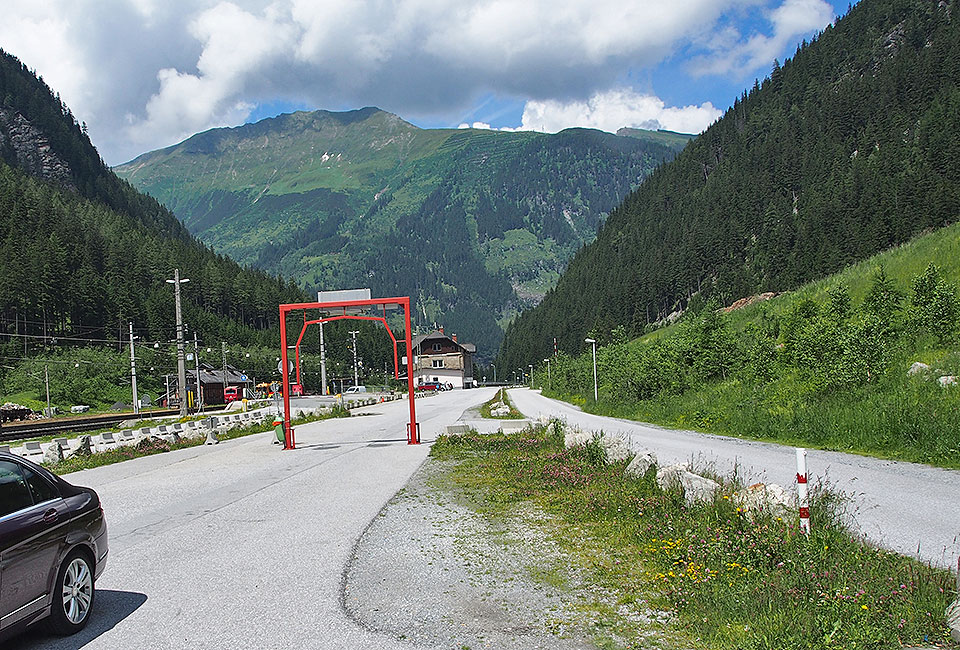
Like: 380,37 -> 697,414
1,0 -> 850,166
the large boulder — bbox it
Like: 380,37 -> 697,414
563,425 -> 594,449
624,450 -> 657,478
734,483 -> 795,520
681,473 -> 721,505
600,433 -> 633,463
656,464 -> 719,505
939,375 -> 957,387
656,463 -> 691,489
66,435 -> 92,458
42,443 -> 63,464
907,361 -> 931,376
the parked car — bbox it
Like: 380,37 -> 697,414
0,453 -> 108,642
417,381 -> 445,391
344,385 -> 367,394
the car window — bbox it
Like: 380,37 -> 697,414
0,460 -> 34,517
22,465 -> 60,504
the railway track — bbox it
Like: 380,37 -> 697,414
0,409 -> 179,442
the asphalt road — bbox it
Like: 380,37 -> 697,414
509,388 -> 960,571
11,387 -> 500,650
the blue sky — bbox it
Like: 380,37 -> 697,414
2,0 -> 852,165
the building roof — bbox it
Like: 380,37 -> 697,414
412,330 -> 475,355
186,362 -> 252,386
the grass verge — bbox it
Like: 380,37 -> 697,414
431,423 -> 958,650
479,388 -> 524,419
46,406 -> 351,475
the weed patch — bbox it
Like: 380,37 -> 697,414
431,424 -> 957,650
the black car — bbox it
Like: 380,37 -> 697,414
0,452 -> 108,642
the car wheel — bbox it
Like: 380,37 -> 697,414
48,550 -> 95,635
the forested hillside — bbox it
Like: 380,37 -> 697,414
116,110 -> 686,357
500,0 -> 960,368
0,48 -> 306,354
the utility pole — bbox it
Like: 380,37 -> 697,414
194,332 -> 202,411
319,321 -> 328,395
349,330 -> 360,388
221,341 -> 228,397
129,322 -> 139,415
44,364 -> 51,415
166,269 -> 189,417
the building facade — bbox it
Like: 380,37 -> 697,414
411,329 -> 475,388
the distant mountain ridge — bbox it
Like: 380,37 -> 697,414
499,0 -> 960,368
116,108 -> 688,357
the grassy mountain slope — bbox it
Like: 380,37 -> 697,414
537,220 -> 960,468
0,48 -> 306,352
116,112 -> 686,357
500,0 -> 960,368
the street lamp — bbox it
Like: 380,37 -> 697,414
584,338 -> 598,402
528,364 -> 533,389
491,363 -> 496,383
543,357 -> 551,390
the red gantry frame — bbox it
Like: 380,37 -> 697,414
278,296 -> 419,449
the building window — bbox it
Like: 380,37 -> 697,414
432,359 -> 444,368
432,343 -> 442,352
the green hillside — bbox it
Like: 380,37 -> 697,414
0,48 -> 307,370
536,222 -> 960,467
116,111 -> 685,358
500,0 -> 960,368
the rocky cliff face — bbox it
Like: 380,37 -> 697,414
0,107 -> 74,189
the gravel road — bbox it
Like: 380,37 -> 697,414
509,388 -> 960,570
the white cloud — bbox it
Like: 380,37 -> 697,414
519,89 -> 721,135
0,0 -> 837,164
690,0 -> 834,77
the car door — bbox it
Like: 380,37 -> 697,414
0,460 -> 66,630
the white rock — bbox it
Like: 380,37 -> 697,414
947,598 -> 960,643
624,451 -> 657,478
656,463 -> 691,489
66,435 -> 92,458
600,433 -> 634,463
563,426 -> 594,449
656,464 -> 718,505
42,443 -> 63,464
681,473 -> 721,505
734,483 -> 795,519
907,362 -> 931,376
939,375 -> 957,387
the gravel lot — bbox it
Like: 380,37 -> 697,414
343,457 -> 602,650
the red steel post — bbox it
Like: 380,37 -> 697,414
404,297 -> 419,444
279,307 -> 294,449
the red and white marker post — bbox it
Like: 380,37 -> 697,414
796,447 -> 810,534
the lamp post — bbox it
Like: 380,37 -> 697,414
543,357 -> 551,390
165,269 -> 189,417
491,363 -> 496,383
584,337 -> 598,402
528,364 -> 533,389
